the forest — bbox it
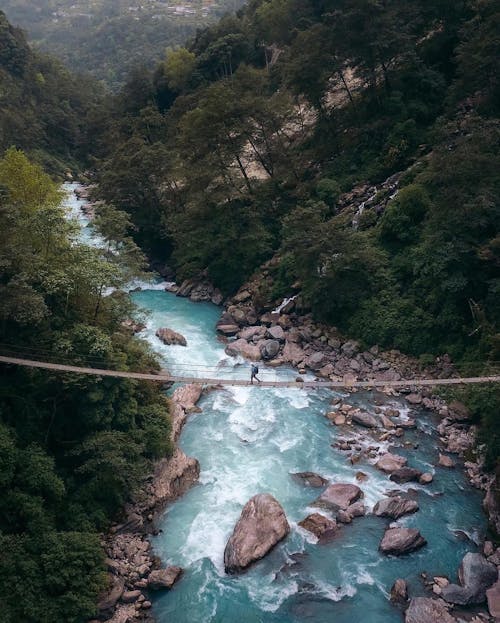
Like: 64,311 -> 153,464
0,0 -> 245,89
0,0 -> 499,620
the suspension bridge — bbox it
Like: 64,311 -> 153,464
1,354 -> 500,389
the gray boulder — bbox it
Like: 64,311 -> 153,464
405,597 -> 456,623
441,552 -> 497,605
373,496 -> 419,519
314,483 -> 363,511
390,578 -> 408,604
298,513 -> 337,540
267,325 -> 285,341
376,453 -> 407,473
224,494 -> 290,573
306,351 -> 328,370
291,472 -> 328,488
389,467 -> 422,484
379,527 -> 426,555
260,339 -> 280,360
352,412 -> 378,428
155,327 -> 187,346
148,566 -> 183,590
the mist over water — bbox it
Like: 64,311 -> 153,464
67,185 -> 486,623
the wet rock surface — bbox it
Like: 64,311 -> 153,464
379,527 -> 427,555
224,494 -> 290,573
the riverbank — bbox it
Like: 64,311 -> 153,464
93,384 -> 204,623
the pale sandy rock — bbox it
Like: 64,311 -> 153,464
314,483 -> 363,511
379,527 -> 427,555
376,453 -> 407,473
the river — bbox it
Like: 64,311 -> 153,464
67,184 -> 486,623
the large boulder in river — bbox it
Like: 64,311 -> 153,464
379,527 -> 426,555
314,483 -> 363,511
376,453 -> 407,473
405,597 -> 456,623
267,325 -> 285,341
260,339 -> 280,360
441,552 -> 497,606
156,327 -> 187,346
373,496 -> 419,519
148,566 -> 183,590
351,411 -> 378,428
224,494 -> 290,574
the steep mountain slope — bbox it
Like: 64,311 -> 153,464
0,10 -> 96,172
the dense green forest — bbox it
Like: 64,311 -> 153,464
0,0 -> 245,89
0,10 -> 97,172
0,148 -> 173,622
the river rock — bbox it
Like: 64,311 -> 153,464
389,467 -> 423,484
306,351 -> 328,370
152,449 -> 200,504
419,472 -> 433,484
351,411 -> 378,428
405,597 -> 456,623
224,494 -> 290,574
314,483 -> 363,511
232,289 -> 252,304
217,324 -> 240,336
267,325 -> 285,341
292,472 -> 328,488
98,574 -> 124,613
341,340 -> 359,357
148,566 -> 183,590
260,339 -> 280,360
298,513 -> 337,539
406,393 -> 423,405
155,327 -> 187,346
438,454 -> 455,468
390,578 -> 408,604
487,579 -> 500,618
441,552 -> 497,605
373,496 -> 419,519
239,326 -> 265,340
121,590 -> 141,603
379,527 -> 426,555
376,453 -> 408,473
282,340 -> 306,366
225,338 -> 261,360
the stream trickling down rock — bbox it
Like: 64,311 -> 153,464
68,185 -> 486,622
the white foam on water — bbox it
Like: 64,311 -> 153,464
313,579 -> 357,601
247,573 -> 299,612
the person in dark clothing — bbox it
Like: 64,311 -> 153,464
250,364 -> 261,384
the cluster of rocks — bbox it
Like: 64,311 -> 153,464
94,384 -> 204,622
390,545 -> 500,622
166,278 -> 223,306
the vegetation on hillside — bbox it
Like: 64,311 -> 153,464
90,0 -> 500,463
0,11 -> 98,173
0,148 -> 173,622
0,0 -> 245,89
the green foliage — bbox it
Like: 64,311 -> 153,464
1,0 -> 246,90
0,150 -> 173,622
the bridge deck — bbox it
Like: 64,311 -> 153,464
1,355 -> 499,389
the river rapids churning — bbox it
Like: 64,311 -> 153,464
69,185 -> 486,623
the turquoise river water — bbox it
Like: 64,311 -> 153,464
68,185 -> 486,623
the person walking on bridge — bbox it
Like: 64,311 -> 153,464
250,363 -> 261,384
